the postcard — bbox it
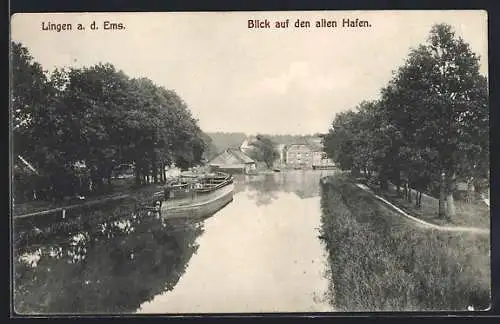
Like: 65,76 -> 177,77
10,10 -> 490,314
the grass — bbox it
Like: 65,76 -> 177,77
319,173 -> 490,312
359,178 -> 490,229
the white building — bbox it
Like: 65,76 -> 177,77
239,136 -> 257,155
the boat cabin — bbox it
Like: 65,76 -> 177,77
154,172 -> 233,202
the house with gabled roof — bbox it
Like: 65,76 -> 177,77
208,148 -> 256,174
240,136 -> 258,155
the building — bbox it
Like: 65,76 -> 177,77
307,137 -> 335,169
283,137 -> 335,169
276,144 -> 286,165
285,144 -> 314,168
311,151 -> 335,169
208,148 -> 257,174
239,136 -> 258,155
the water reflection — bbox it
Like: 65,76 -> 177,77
138,170 -> 336,313
13,202 -> 207,314
234,170 -> 335,206
14,170 -> 336,314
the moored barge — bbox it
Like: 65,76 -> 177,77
152,171 -> 234,219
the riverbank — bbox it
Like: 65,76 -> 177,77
248,166 -> 337,176
319,173 -> 490,311
13,178 -> 163,218
357,176 -> 490,229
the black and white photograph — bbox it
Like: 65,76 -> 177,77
10,10 -> 490,314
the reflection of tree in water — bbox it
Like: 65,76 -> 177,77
13,202 -> 205,314
241,170 -> 337,205
245,174 -> 285,206
283,171 -> 323,199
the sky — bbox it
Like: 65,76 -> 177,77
11,11 -> 488,135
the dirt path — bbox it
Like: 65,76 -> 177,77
355,183 -> 490,235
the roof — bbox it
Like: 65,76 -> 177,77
286,143 -> 313,151
285,139 -> 323,152
240,136 -> 259,149
231,149 -> 255,163
306,137 -> 324,151
209,148 -> 255,165
246,135 -> 257,143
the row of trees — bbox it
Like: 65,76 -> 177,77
12,41 -> 210,202
323,24 -> 489,219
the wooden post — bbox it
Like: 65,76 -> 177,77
62,209 -> 66,219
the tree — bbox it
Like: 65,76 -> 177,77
323,101 -> 382,178
323,24 -> 488,219
11,42 -> 208,201
11,41 -> 64,200
384,24 -> 488,218
247,134 -> 279,168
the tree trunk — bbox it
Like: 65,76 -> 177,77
438,172 -> 446,218
152,152 -> 158,183
466,181 -> 474,203
415,191 -> 422,208
407,187 -> 412,203
134,162 -> 141,186
154,166 -> 158,183
445,172 -> 456,219
445,192 -> 456,218
159,164 -> 163,183
380,177 -> 388,190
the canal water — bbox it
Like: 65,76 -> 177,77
13,170 -> 336,314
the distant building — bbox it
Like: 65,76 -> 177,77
282,137 -> 335,169
208,148 -> 256,174
307,137 -> 323,148
285,144 -> 314,168
240,136 -> 258,155
312,153 -> 335,169
276,144 -> 286,165
307,137 -> 335,169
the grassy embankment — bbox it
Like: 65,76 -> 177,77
319,173 -> 490,311
359,176 -> 490,229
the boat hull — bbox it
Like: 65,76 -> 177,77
159,183 -> 234,219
